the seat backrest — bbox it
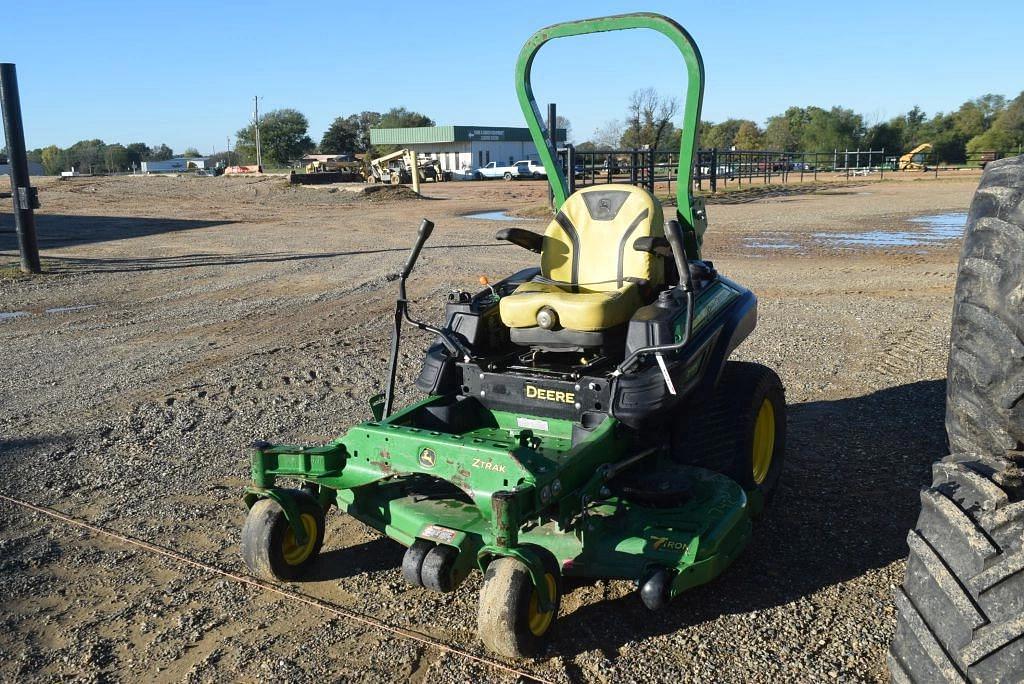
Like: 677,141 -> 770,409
541,185 -> 665,291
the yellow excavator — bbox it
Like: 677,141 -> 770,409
898,143 -> 933,171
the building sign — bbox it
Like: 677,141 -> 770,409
468,129 -> 506,141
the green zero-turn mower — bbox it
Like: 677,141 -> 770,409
240,13 -> 787,658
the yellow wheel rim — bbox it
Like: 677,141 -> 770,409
527,574 -> 557,637
281,513 -> 318,566
752,398 -> 776,485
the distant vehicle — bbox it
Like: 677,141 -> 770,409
513,160 -> 546,178
450,168 -> 480,181
899,143 -> 932,171
475,161 -> 521,180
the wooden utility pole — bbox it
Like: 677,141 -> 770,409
0,63 -> 40,274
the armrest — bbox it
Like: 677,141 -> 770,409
495,227 -> 543,254
632,235 -> 672,257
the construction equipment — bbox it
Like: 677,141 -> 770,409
366,148 -> 447,185
889,156 -> 1024,682
898,143 -> 933,171
240,13 -> 785,658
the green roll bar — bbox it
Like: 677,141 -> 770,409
514,12 -> 707,254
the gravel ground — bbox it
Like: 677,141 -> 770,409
0,174 -> 980,682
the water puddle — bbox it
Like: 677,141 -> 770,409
745,240 -> 801,250
464,210 -> 536,222
45,304 -> 98,314
745,211 -> 967,254
813,212 -> 966,248
0,304 -> 99,322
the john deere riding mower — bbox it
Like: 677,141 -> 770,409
240,13 -> 786,657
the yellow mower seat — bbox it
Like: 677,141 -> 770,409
499,185 -> 665,332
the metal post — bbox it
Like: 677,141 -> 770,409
253,95 -> 262,171
547,103 -> 557,206
647,150 -> 655,193
0,64 -> 41,274
710,148 -> 717,193
630,149 -> 637,185
566,143 -> 576,195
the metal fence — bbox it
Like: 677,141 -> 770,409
555,145 -> 1022,194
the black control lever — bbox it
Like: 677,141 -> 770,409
399,219 -> 434,298
384,218 -> 468,419
664,219 -> 694,293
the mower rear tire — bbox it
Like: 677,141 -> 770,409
672,361 -> 786,507
241,489 -> 325,582
478,548 -> 561,658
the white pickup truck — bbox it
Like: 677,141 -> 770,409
474,160 -> 547,180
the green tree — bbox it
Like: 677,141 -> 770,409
765,107 -> 809,150
150,144 -> 174,161
378,107 -> 434,129
236,108 -> 315,166
320,116 -> 359,154
125,142 -> 151,167
369,107 -> 435,155
967,91 -> 1024,155
181,146 -> 202,158
65,139 -> 106,173
798,106 -> 864,152
734,121 -> 765,149
864,121 -> 904,153
104,143 -> 130,172
702,119 -> 746,149
40,145 -> 65,174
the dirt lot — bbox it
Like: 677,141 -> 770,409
0,174 -> 979,682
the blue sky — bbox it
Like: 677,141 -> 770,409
5,1 -> 1023,152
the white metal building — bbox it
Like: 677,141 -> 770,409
141,157 -> 211,173
369,126 -> 566,172
0,160 -> 44,176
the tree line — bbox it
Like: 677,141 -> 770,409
580,90 -> 1024,163
21,90 -> 1024,174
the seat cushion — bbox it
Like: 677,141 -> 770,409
499,280 -> 642,332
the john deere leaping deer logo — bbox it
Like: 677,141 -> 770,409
418,448 -> 437,469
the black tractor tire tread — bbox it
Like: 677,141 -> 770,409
889,453 -> 1024,683
945,155 -> 1024,456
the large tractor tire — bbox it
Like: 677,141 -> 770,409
890,156 -> 1024,683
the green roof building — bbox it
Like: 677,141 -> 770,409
369,125 -> 566,172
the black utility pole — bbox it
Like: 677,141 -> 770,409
0,64 -> 40,274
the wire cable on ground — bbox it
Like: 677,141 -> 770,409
0,492 -> 551,684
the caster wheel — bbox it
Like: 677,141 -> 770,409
241,489 -> 325,582
420,544 -> 458,593
477,547 -> 561,658
640,567 -> 672,611
401,539 -> 434,587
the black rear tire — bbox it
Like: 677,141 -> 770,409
671,361 -> 787,506
945,155 -> 1024,455
888,454 -> 1024,682
890,156 -> 1024,682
